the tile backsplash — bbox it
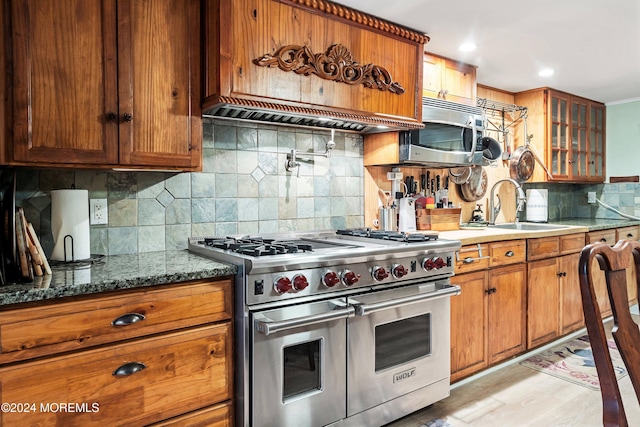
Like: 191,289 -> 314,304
13,117 -> 640,258
14,118 -> 365,256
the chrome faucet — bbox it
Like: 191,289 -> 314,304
489,178 -> 527,225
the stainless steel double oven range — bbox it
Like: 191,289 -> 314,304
188,229 -> 461,427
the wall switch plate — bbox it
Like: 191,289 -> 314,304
587,192 -> 596,204
90,198 -> 108,225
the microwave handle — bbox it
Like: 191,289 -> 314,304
468,116 -> 478,162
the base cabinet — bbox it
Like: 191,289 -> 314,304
450,270 -> 488,382
0,279 -> 233,426
487,264 -> 527,364
527,233 -> 585,349
450,242 -> 526,381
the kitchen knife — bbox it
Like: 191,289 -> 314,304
420,174 -> 426,195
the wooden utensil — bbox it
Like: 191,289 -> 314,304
15,211 -> 32,280
27,222 -> 51,275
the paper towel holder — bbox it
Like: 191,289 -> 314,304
63,235 -> 75,262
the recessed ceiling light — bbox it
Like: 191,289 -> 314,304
538,68 -> 554,77
459,43 -> 477,52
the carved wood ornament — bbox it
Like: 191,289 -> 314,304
254,44 -> 405,95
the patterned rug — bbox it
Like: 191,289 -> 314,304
520,335 -> 628,390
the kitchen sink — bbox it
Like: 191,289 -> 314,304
488,222 -> 570,231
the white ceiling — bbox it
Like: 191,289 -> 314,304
336,0 -> 640,104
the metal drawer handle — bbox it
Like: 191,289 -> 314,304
456,244 -> 489,263
627,233 -> 633,238
505,250 -> 514,257
112,362 -> 146,377
256,306 -> 354,336
354,284 -> 461,316
600,238 -> 607,242
112,312 -> 146,326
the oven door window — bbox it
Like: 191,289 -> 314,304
413,124 -> 474,152
283,339 -> 321,400
375,313 -> 431,371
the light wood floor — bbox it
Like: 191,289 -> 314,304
387,312 -> 640,427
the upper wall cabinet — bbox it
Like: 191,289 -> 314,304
203,0 -> 428,132
423,53 -> 477,106
6,0 -> 202,170
514,88 -> 605,183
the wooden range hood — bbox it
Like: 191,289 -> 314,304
203,0 -> 429,133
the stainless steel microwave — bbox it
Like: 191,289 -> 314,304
398,98 -> 486,167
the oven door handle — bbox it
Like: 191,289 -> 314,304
255,306 -> 355,336
354,284 -> 461,316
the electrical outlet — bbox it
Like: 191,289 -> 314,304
90,199 -> 108,225
587,192 -> 596,204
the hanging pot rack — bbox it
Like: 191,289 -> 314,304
476,97 -> 528,141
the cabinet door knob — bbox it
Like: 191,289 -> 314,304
106,112 -> 117,122
600,238 -> 607,242
122,112 -> 133,122
112,362 -> 146,377
111,312 -> 146,326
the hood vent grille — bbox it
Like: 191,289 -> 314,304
203,97 -> 423,133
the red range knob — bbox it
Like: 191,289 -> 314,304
342,270 -> 361,286
323,271 -> 340,287
392,264 -> 408,278
372,266 -> 389,281
292,274 -> 309,291
274,276 -> 292,294
422,257 -> 436,271
434,257 -> 446,269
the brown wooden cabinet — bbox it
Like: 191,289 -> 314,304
423,53 -> 477,105
450,269 -> 488,382
0,278 -> 233,425
204,0 -> 426,130
526,233 -> 586,349
514,88 -> 605,183
6,0 -> 202,170
450,241 -> 526,380
488,263 -> 527,364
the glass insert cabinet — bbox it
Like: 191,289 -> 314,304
515,88 -> 606,183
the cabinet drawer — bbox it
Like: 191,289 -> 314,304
0,279 -> 232,364
559,233 -> 586,255
586,230 -> 617,246
616,226 -> 639,242
0,323 -> 232,426
527,236 -> 559,261
455,244 -> 490,274
150,401 -> 232,427
489,240 -> 526,266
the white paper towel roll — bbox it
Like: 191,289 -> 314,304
526,189 -> 548,223
51,189 -> 91,261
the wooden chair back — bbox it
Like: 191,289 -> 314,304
578,239 -> 640,427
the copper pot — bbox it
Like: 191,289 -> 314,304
458,166 -> 488,202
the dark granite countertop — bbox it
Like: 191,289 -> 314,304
0,251 -> 236,308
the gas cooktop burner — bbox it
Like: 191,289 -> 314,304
199,237 -> 313,257
335,228 -> 438,242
